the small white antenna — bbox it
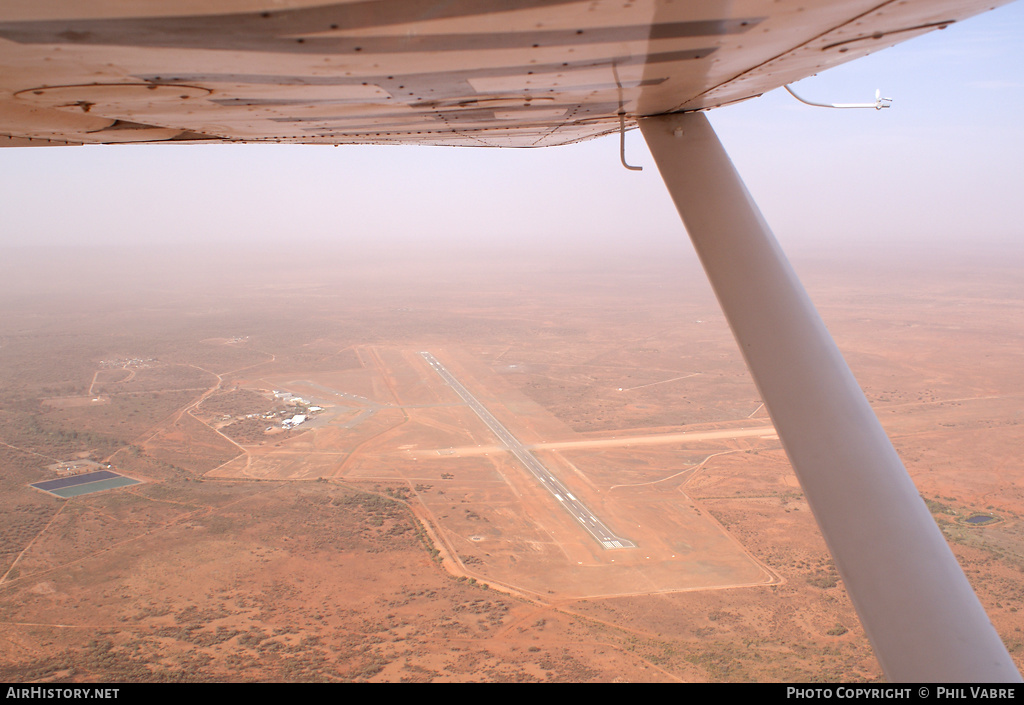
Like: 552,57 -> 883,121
784,84 -> 892,110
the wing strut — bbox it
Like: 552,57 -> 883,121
639,111 -> 1020,682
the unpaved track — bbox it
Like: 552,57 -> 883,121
531,426 -> 777,451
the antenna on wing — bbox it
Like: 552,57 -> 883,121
619,114 -> 643,171
784,84 -> 892,110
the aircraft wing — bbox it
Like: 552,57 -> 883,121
0,0 -> 1013,148
4,0 -> 1022,684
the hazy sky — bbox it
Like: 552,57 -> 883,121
1,2 -> 1021,255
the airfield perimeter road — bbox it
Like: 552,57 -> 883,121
420,352 -> 636,550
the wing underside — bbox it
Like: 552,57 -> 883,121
0,0 -> 1010,147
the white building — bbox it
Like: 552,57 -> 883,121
282,414 -> 306,429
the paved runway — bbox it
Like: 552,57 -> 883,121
421,352 -> 636,550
